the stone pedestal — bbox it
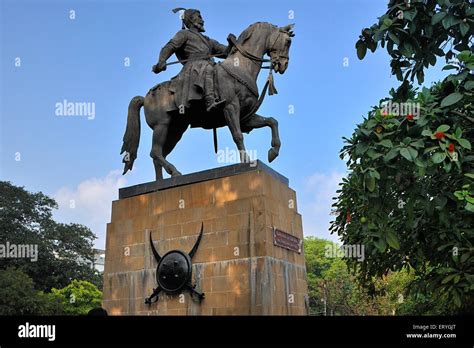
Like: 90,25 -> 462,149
102,161 -> 308,315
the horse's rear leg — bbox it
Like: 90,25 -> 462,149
243,114 -> 281,162
150,124 -> 182,179
163,121 -> 188,160
153,160 -> 163,180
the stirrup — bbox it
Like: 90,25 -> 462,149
206,98 -> 226,112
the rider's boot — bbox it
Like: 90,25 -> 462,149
204,65 -> 226,112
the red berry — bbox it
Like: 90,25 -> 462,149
434,131 -> 445,139
406,114 -> 414,121
448,143 -> 455,153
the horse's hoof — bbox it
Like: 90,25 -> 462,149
171,171 -> 182,177
268,148 -> 279,163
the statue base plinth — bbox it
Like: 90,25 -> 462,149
102,161 -> 308,315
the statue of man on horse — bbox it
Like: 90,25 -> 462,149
152,8 -> 233,113
121,8 -> 294,180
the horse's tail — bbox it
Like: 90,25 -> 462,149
121,96 -> 144,174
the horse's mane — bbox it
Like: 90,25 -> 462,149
230,22 -> 277,55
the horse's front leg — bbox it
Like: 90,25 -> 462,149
223,101 -> 250,163
243,113 -> 281,163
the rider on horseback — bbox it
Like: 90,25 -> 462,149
152,8 -> 231,112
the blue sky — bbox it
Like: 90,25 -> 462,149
0,0 -> 446,248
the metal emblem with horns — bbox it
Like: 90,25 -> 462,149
145,223 -> 205,305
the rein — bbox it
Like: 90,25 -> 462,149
213,32 -> 280,154
224,34 -> 279,111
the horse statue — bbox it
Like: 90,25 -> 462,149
120,22 -> 294,180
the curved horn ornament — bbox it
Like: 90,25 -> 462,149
149,231 -> 161,263
189,222 -> 204,258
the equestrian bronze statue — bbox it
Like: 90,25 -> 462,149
121,8 -> 294,180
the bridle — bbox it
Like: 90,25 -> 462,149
267,30 -> 290,69
228,28 -> 290,70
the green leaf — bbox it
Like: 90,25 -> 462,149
454,127 -> 462,139
454,191 -> 465,200
414,158 -> 426,167
436,124 -> 450,132
442,64 -> 459,70
417,70 -> 424,84
365,176 -> 376,192
423,146 -> 438,154
384,148 -> 399,162
466,202 -> 474,213
374,238 -> 387,252
410,139 -> 424,148
421,130 -> 433,137
428,54 -> 437,66
366,119 -> 378,129
356,40 -> 367,60
457,138 -> 472,150
432,152 -> 446,164
383,18 -> 393,27
440,92 -> 463,107
442,15 -> 460,29
386,230 -> 400,250
407,147 -> 418,160
441,274 -> 455,284
432,11 -> 447,25
404,10 -> 417,22
400,148 -> 413,161
387,31 -> 399,45
464,173 -> 474,179
458,50 -> 473,62
465,81 -> 474,90
371,169 -> 381,180
378,139 -> 393,148
356,143 -> 369,155
460,22 -> 470,36
453,291 -> 461,308
366,148 -> 382,160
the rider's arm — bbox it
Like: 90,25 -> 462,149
209,39 -> 229,59
158,30 -> 188,63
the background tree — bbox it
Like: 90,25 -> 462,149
0,181 -> 102,291
331,0 -> 473,313
49,280 -> 102,315
303,237 -> 449,315
0,267 -> 63,315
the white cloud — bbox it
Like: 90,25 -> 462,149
53,170 -> 127,249
300,171 -> 346,242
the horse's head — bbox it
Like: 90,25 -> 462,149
267,24 -> 294,74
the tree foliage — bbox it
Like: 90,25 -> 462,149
304,237 -> 450,315
49,280 -> 102,315
356,0 -> 473,84
0,267 -> 62,315
0,181 -> 102,291
331,0 -> 473,313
